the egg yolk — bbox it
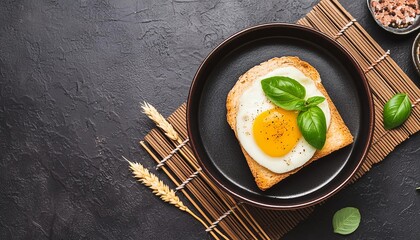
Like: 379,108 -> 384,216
252,108 -> 301,157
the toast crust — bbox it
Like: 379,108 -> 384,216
226,56 -> 353,191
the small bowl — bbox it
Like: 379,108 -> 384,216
367,0 -> 420,35
412,32 -> 420,75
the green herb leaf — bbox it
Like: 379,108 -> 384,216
261,77 -> 327,149
383,93 -> 412,129
297,106 -> 327,150
306,96 -> 325,107
416,187 -> 420,190
332,207 -> 361,235
261,76 -> 306,110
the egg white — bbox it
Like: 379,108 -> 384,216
236,66 -> 331,174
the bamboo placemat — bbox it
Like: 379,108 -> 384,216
139,0 -> 420,239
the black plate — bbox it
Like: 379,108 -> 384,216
187,23 -> 374,209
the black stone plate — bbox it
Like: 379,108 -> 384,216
187,23 -> 374,209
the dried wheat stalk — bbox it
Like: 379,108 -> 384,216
141,102 -> 179,141
123,156 -> 228,240
127,158 -> 186,209
141,103 -> 253,239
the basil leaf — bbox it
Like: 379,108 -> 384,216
383,93 -> 412,129
293,99 -> 308,111
332,207 -> 361,235
261,76 -> 306,110
297,106 -> 327,150
306,96 -> 325,107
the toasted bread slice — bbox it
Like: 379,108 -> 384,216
226,56 -> 353,191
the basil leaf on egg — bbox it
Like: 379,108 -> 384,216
292,99 -> 308,111
261,76 -> 306,111
297,106 -> 327,150
261,76 -> 327,149
383,93 -> 412,130
306,96 -> 325,107
332,207 -> 361,235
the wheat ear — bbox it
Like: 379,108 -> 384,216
123,157 -> 226,240
141,102 -> 179,141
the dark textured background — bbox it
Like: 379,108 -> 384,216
0,0 -> 419,239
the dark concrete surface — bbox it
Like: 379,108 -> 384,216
0,0 -> 418,239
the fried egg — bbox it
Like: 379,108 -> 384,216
236,66 -> 331,173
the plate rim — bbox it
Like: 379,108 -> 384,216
411,32 -> 420,76
187,23 -> 374,209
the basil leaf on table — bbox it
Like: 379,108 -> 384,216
306,96 -> 325,107
332,207 -> 361,235
383,93 -> 412,129
297,106 -> 327,150
261,76 -> 306,110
